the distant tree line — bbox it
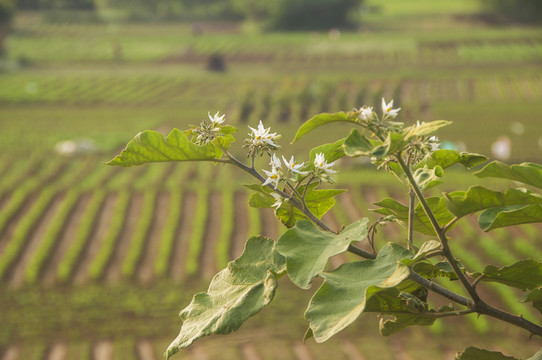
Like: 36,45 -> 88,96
11,0 -> 364,30
480,0 -> 542,23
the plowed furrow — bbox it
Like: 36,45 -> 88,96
92,341 -> 113,360
293,342 -> 314,360
1,346 -> 19,360
0,194 -> 37,255
105,194 -> 142,283
260,208 -> 278,240
138,193 -> 169,284
7,194 -> 64,288
341,340 -> 366,360
46,342 -> 67,360
170,191 -> 197,281
240,343 -> 262,360
72,193 -> 118,285
230,191 -> 249,260
198,191 -> 222,279
42,194 -> 91,286
136,340 -> 156,360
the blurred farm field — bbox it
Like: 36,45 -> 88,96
1,1 -> 542,359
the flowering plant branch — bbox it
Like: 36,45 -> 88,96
107,100 -> 542,360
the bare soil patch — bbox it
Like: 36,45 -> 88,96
198,191 -> 222,279
170,191 -> 197,281
230,191 -> 249,260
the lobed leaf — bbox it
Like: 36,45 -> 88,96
475,161 -> 542,189
455,347 -> 518,360
372,197 -> 454,236
445,186 -> 542,219
474,260 -> 542,291
292,112 -> 357,143
106,128 -> 235,167
275,218 -> 369,289
166,236 -> 285,358
304,243 -> 413,343
420,149 -> 487,170
478,204 -> 542,231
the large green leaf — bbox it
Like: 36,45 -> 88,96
420,149 -> 487,170
445,186 -> 542,218
107,128 -> 234,167
474,260 -> 542,291
478,204 -> 542,231
455,347 -> 518,360
246,184 -> 345,228
304,243 -> 412,343
521,286 -> 542,315
275,218 -> 369,289
308,138 -> 346,168
372,197 -> 454,236
166,236 -> 285,358
292,112 -> 357,143
475,161 -> 542,189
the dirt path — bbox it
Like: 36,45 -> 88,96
92,341 -> 113,360
230,191 -> 249,260
47,342 -> 68,360
260,208 -> 278,240
105,194 -> 142,283
136,340 -> 156,360
1,346 -> 19,360
7,194 -> 63,288
198,191 -> 222,279
170,191 -> 197,281
138,192 -> 169,284
72,193 -> 118,285
42,194 -> 91,286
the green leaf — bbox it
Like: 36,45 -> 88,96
412,165 -> 443,191
166,236 -> 285,358
305,243 -> 412,343
107,129 -> 234,167
527,348 -> 542,360
475,260 -> 542,291
455,347 -> 519,360
308,138 -> 346,169
478,204 -> 542,231
343,129 -> 381,157
292,112 -> 357,143
475,161 -> 542,189
372,197 -> 454,236
245,184 -> 345,228
379,312 -> 435,336
275,218 -> 369,289
421,149 -> 487,170
403,120 -> 452,139
521,286 -> 542,315
402,240 -> 441,266
445,186 -> 542,219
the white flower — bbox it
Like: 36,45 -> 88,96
429,136 -> 440,152
382,98 -> 401,118
208,111 -> 225,125
359,106 -> 373,121
270,153 -> 282,169
314,153 -> 337,174
249,120 -> 279,147
271,193 -> 282,210
282,155 -> 306,174
262,166 -> 281,188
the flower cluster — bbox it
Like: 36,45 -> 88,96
188,111 -> 227,145
354,98 -> 403,138
244,120 -> 281,156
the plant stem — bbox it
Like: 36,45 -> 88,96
407,188 -> 415,250
396,155 -> 481,303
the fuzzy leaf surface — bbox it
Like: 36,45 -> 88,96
107,128 -> 234,167
455,347 -> 518,360
474,260 -> 542,291
275,218 -> 369,289
475,161 -> 542,189
305,243 -> 412,342
445,186 -> 542,219
166,236 -> 285,358
292,112 -> 357,143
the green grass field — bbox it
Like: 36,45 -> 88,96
1,2 -> 542,359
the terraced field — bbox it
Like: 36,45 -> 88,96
1,3 -> 542,359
